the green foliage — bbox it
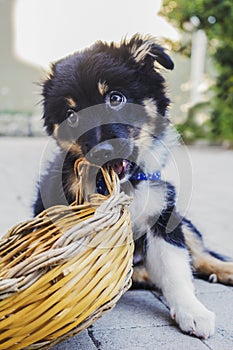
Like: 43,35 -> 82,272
176,102 -> 211,143
161,0 -> 233,143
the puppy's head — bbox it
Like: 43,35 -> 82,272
42,34 -> 174,180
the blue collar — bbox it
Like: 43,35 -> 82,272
130,170 -> 161,181
96,170 -> 161,194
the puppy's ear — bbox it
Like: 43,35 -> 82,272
127,34 -> 174,70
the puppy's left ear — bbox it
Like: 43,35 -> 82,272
128,34 -> 174,70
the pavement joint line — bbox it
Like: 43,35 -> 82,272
92,324 -> 173,332
150,290 -> 169,310
198,290 -> 232,295
202,340 -> 214,350
87,327 -> 101,350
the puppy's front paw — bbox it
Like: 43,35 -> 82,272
170,301 -> 215,339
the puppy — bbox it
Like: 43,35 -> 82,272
34,34 -> 233,339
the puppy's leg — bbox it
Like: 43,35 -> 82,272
183,219 -> 233,285
146,231 -> 215,338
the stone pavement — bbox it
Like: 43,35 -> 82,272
0,138 -> 232,350
52,280 -> 233,350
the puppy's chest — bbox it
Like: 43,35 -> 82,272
123,182 -> 167,239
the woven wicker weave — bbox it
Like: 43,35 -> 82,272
0,159 -> 134,349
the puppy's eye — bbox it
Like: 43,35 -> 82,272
67,110 -> 79,127
106,91 -> 126,110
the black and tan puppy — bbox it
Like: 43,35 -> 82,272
34,34 -> 233,338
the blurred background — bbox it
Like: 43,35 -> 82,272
1,0 -> 232,144
0,0 -> 233,255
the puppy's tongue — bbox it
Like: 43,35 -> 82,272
109,159 -> 130,177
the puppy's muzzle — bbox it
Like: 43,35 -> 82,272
88,142 -> 114,164
84,136 -> 134,169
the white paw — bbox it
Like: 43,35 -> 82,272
170,301 -> 215,339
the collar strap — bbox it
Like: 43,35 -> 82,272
97,170 -> 161,194
130,170 -> 161,181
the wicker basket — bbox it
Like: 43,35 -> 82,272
0,159 -> 134,349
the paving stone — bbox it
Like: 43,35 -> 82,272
203,329 -> 233,350
52,330 -> 97,350
90,327 -> 210,350
92,290 -> 172,331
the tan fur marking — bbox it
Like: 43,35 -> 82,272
143,98 -> 158,119
195,258 -> 233,285
67,172 -> 78,199
132,266 -> 153,287
59,142 -> 82,158
69,142 -> 82,155
53,124 -> 60,139
111,34 -> 157,63
135,98 -> 163,168
57,140 -> 73,152
53,125 -> 82,155
97,80 -> 108,96
131,41 -> 154,63
66,97 -> 77,108
184,227 -> 233,285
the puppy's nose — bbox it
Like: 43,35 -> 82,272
88,143 -> 115,164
